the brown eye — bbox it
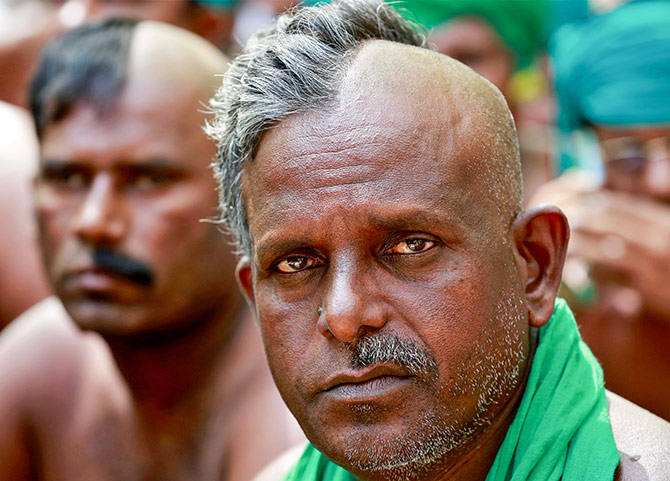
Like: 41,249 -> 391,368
133,173 -> 161,191
276,256 -> 318,273
388,238 -> 435,255
63,171 -> 87,189
41,165 -> 89,190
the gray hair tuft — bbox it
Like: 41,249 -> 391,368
207,0 -> 426,256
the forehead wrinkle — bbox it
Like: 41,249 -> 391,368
249,111 -> 429,192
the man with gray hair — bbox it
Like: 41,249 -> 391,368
208,1 -> 670,480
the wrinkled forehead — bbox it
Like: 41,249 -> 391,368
249,40 -> 511,198
245,85 -> 507,239
240,40 -> 519,255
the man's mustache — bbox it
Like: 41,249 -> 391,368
92,248 -> 155,286
350,333 -> 438,379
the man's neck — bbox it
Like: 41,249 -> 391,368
103,297 -> 249,423
429,376 -> 528,481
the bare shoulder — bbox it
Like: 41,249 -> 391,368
224,319 -> 305,481
252,442 -> 307,481
0,297 -> 93,479
608,390 -> 670,481
0,297 -> 92,409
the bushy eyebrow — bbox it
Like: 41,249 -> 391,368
39,157 -> 186,171
366,211 -> 467,239
40,159 -> 79,170
253,208 -> 468,267
114,158 -> 184,170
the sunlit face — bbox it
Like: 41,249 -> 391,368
240,88 -> 530,476
35,71 -> 238,336
594,126 -> 670,204
431,17 -> 513,101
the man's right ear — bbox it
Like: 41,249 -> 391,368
236,256 -> 256,309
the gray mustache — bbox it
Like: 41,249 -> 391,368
350,333 -> 438,378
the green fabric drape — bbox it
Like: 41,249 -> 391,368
485,298 -> 619,480
281,299 -> 619,481
394,0 -> 550,69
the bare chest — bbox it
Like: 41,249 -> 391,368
32,375 -> 233,481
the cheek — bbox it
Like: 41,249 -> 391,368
412,254 -> 520,368
129,194 -> 218,262
256,284 -> 317,396
258,289 -> 310,359
418,279 -> 491,365
35,203 -> 76,271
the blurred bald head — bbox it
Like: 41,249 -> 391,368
130,20 -> 228,100
30,18 -> 227,139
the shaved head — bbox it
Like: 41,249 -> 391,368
30,18 -> 228,139
130,21 -> 228,103
341,41 -> 522,226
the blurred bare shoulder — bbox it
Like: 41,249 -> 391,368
252,442 -> 307,481
0,296 -> 92,407
0,102 -> 51,328
609,391 -> 670,481
222,317 -> 305,481
0,296 -> 115,480
0,298 -> 75,478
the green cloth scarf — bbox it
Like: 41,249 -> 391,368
394,0 -> 550,69
281,298 -> 620,481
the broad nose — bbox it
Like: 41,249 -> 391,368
73,173 -> 126,246
317,257 -> 389,343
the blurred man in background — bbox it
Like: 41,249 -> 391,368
0,0 -> 239,328
0,19 -> 301,480
534,0 -> 670,420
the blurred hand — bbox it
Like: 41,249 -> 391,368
562,189 -> 670,321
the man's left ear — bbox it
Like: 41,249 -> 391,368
511,205 -> 569,328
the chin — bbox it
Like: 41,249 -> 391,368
66,299 -> 149,335
311,406 -> 475,479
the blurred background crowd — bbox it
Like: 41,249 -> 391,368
0,0 -> 668,462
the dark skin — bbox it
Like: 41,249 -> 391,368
0,22 -> 301,481
236,41 -> 569,481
